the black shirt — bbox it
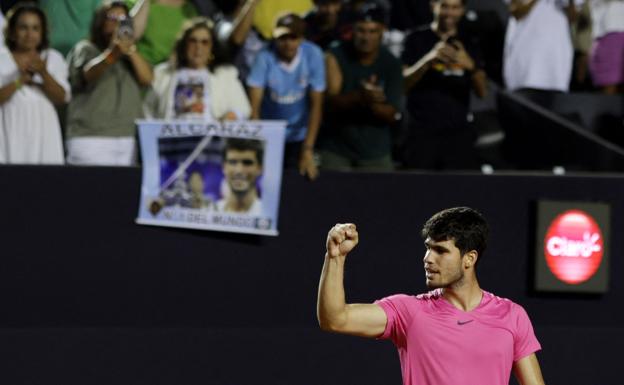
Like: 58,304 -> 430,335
402,25 -> 483,132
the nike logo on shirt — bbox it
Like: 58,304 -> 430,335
457,320 -> 474,325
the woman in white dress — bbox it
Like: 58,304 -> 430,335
0,3 -> 69,164
143,17 -> 251,121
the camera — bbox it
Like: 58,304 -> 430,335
117,17 -> 134,39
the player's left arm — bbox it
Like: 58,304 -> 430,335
513,353 -> 546,385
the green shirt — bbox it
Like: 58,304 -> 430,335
127,0 -> 198,65
66,40 -> 143,138
321,42 -> 404,160
39,0 -> 103,57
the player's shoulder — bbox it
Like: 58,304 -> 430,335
481,290 -> 527,316
381,289 -> 444,305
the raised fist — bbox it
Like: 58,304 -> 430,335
326,223 -> 359,259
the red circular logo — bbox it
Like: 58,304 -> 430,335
544,210 -> 603,284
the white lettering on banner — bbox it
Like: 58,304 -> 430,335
212,215 -> 257,228
546,232 -> 602,258
159,121 -> 263,138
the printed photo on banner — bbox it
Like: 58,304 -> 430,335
136,120 -> 286,236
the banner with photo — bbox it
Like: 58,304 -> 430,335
136,120 -> 286,236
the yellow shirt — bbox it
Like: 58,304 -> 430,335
252,0 -> 314,39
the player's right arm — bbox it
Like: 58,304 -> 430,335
317,224 -> 388,338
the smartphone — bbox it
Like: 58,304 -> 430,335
117,17 -> 134,39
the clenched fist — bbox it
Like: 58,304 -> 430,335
326,223 -> 359,259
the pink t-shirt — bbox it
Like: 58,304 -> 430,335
376,289 -> 541,385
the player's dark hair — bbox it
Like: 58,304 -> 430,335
223,138 -> 264,166
421,207 -> 488,263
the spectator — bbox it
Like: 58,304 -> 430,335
65,1 -> 153,165
503,0 -> 582,92
128,0 -> 199,65
400,0 -> 487,170
39,0 -> 103,57
588,0 -> 624,94
143,17 -> 251,121
0,2 -> 69,164
213,0 -> 265,82
247,13 -> 325,180
346,0 -> 405,58
304,0 -> 353,50
320,3 -> 402,171
222,0 -> 315,82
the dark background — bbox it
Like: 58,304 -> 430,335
1,166 -> 623,385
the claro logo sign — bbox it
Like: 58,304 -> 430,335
544,210 -> 603,284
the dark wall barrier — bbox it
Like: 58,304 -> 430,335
498,90 -> 624,172
1,166 -> 623,384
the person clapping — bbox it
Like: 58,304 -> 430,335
0,2 -> 69,164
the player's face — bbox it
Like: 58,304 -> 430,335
423,237 -> 465,289
275,34 -> 302,62
432,0 -> 465,31
353,21 -> 383,55
13,11 -> 42,52
186,27 -> 213,69
223,150 -> 262,196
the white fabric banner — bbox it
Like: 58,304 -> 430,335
136,119 -> 286,236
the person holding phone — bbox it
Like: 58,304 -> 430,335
401,0 -> 487,170
0,2 -> 69,164
65,1 -> 152,166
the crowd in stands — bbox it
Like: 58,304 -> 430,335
0,0 -> 623,172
